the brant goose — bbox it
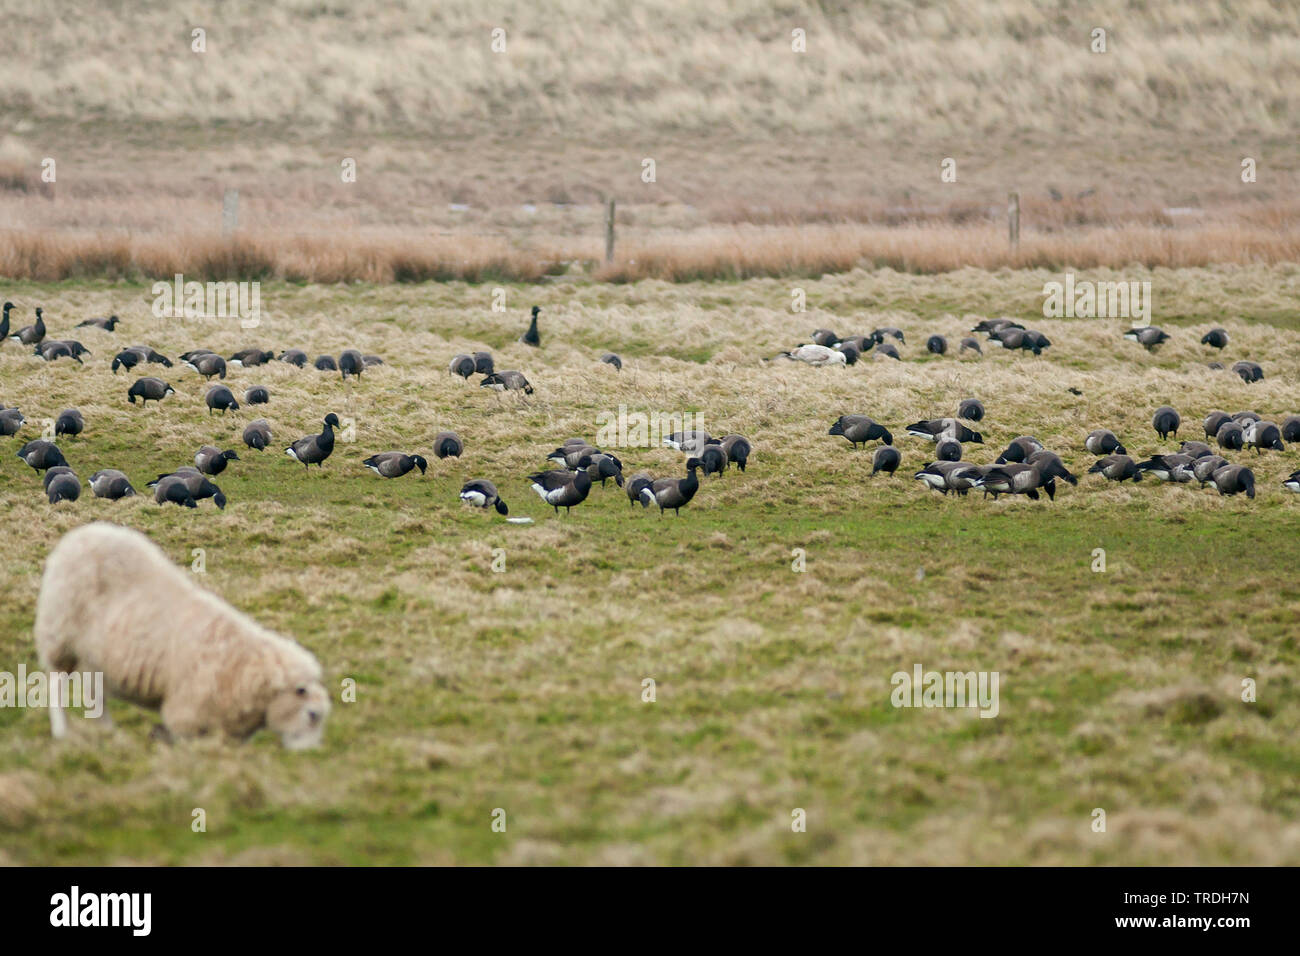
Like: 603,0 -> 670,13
699,444 -> 727,476
244,385 -> 270,405
481,370 -> 533,394
873,343 -> 901,361
528,458 -> 594,514
828,416 -> 892,448
1231,410 -> 1261,424
10,307 -> 45,345
926,335 -> 947,355
242,419 -> 273,451
973,462 -> 1051,500
17,440 -> 67,472
1124,326 -> 1169,350
279,348 -> 308,367
36,340 -> 84,363
871,327 -> 905,345
54,409 -> 83,438
959,337 -> 982,355
716,435 -> 751,471
230,348 -> 273,367
1232,360 -> 1263,382
286,414 -> 340,469
363,452 -> 428,478
996,436 -> 1043,463
601,352 -> 623,370
0,301 -> 11,339
185,353 -> 227,379
625,473 -> 654,507
585,452 -> 625,486
127,377 -> 175,405
315,355 -> 338,372
449,354 -> 476,378
433,431 -> 463,458
662,430 -> 712,454
971,318 -> 1023,334
1283,416 -> 1300,443
1026,450 -> 1078,495
639,458 -> 702,515
150,467 -> 227,509
0,406 -> 26,436
1284,470 -> 1300,494
473,352 -> 494,374
1215,421 -> 1245,451
521,306 -> 541,347
913,461 -> 977,495
46,470 -> 81,504
906,418 -> 983,444
77,314 -> 120,331
1203,411 -> 1231,438
1136,453 -> 1197,483
363,355 -> 384,367
958,399 -> 985,422
1088,455 -> 1142,483
811,329 -> 840,347
1152,406 -> 1180,440
339,349 -> 365,379
460,479 -> 508,513
1193,455 -> 1230,486
1178,440 -> 1213,459
206,384 -> 240,415
1209,464 -> 1255,498
872,446 -> 901,475
834,343 -> 861,365
194,446 -> 239,476
88,469 -> 135,499
935,438 -> 962,461
1244,420 -> 1284,453
1201,328 -> 1229,349
549,443 -> 598,469
1085,429 -> 1125,455
151,475 -> 198,508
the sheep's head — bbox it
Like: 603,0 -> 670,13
267,678 -> 330,750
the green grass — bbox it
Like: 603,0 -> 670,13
1,266 -> 1299,864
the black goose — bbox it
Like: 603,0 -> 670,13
17,440 -> 67,471
449,354 -> 476,378
0,406 -> 25,436
828,415 -> 892,448
959,337 -> 982,355
1088,455 -> 1142,483
873,343 -> 901,361
46,470 -> 81,504
194,446 -> 239,476
926,335 -> 947,355
957,399 -> 984,422
54,409 -> 84,438
10,307 -> 45,345
972,318 -> 1023,334
149,467 -> 226,509
0,301 -> 12,340
1216,421 -> 1244,451
363,452 -> 428,478
521,306 -> 541,347
1136,453 -> 1197,483
906,418 -> 982,444
36,341 -> 84,363
716,435 -> 751,471
1231,410 -> 1261,424
179,349 -> 214,363
1244,420 -> 1284,453
1232,360 -> 1263,383
811,329 -> 839,347
242,419 -> 272,451
871,327 -> 905,345
639,458 -> 702,515
914,461 -> 976,495
460,479 -> 508,514
473,352 -> 494,374
433,431 -> 463,458
548,444 -> 599,469
699,444 -> 727,476
836,343 -> 861,365
528,458 -> 594,514
244,385 -> 270,405
315,355 -> 338,372
229,348 -> 273,367
601,352 -> 622,371
111,347 -> 147,373
935,438 -> 962,461
1124,326 -> 1169,350
872,446 -> 901,476
286,414 -> 340,469
1284,470 -> 1300,494
1178,440 -> 1213,459
279,348 -> 308,367
77,314 -> 120,331
585,452 -> 624,486
1193,455 -> 1230,486
42,465 -> 74,492
996,436 -> 1043,463
625,473 -> 654,507
1210,464 -> 1255,499
973,462 -> 1051,500
1203,411 -> 1232,439
1027,450 -> 1078,495
133,345 -> 172,366
206,384 -> 240,415
88,469 -> 135,499
1085,429 -> 1125,455
481,370 -> 533,394
1283,416 -> 1300,443
185,353 -> 227,379
1201,328 -> 1229,349
363,354 -> 384,368
1152,406 -> 1180,440
339,349 -> 365,379
152,475 -> 197,509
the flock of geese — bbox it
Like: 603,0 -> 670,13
4,299 -> 1297,512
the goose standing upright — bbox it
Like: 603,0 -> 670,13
286,414 -> 340,469
640,458 -> 702,516
521,306 -> 541,347
11,306 -> 45,345
528,457 -> 594,514
0,301 -> 12,341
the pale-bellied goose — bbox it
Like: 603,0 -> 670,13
907,418 -> 982,444
43,465 -> 74,492
88,469 -> 135,499
433,431 -> 463,458
77,315 -> 119,331
460,479 -> 508,514
974,462 -> 1052,500
243,419 -> 272,451
1027,450 -> 1078,494
339,349 -> 365,379
521,306 -> 541,347
873,343 -> 901,361
244,385 -> 269,405
549,443 -> 598,469
528,458 -> 594,514
17,440 -> 66,471
449,354 -> 476,378
481,370 -> 533,394
1284,470 -> 1300,494
1086,429 -> 1125,455
835,343 -> 861,365
837,334 -> 872,353
971,318 -> 1023,334
206,384 -> 240,415
179,349 -> 214,363
1088,455 -> 1142,483
195,446 -> 239,476
1210,464 -> 1255,498
127,377 -> 175,405
913,461 -> 976,495
1232,410 -> 1261,424
958,399 -> 984,422
54,409 -> 83,438
1124,326 -> 1169,350
1201,328 -> 1229,349
363,452 -> 428,478
1136,453 -> 1197,483
639,458 -> 701,515
872,446 -> 900,475
829,416 -> 891,448
286,414 -> 340,469
1152,406 -> 1180,440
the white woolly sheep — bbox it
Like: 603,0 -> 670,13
34,522 -> 330,749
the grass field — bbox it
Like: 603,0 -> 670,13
1,265 -> 1299,865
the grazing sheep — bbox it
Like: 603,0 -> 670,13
35,523 -> 330,748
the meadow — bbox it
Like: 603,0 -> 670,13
1,265 -> 1298,865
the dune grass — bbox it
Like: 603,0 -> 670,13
1,266 -> 1299,864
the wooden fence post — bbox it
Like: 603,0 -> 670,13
223,189 -> 239,237
605,198 -> 616,264
1008,191 -> 1020,250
